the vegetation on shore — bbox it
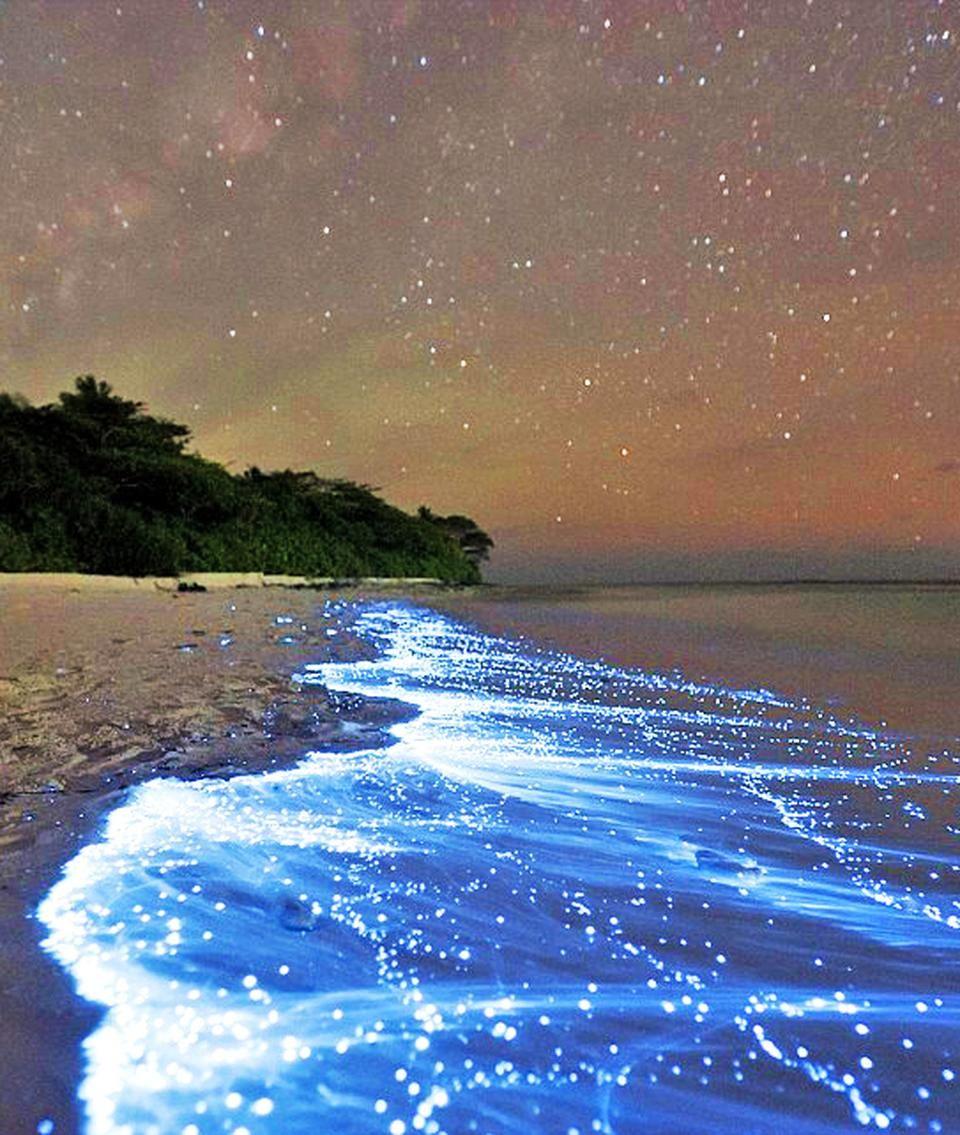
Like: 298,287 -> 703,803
0,377 -> 492,582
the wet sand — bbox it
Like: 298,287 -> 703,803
0,578 -> 439,1135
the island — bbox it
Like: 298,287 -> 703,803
0,377 -> 491,584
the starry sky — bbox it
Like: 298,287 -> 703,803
2,0 -> 959,581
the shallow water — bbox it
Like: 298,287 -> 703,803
39,602 -> 959,1134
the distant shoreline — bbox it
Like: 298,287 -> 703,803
0,572 -> 470,592
3,572 -> 960,594
604,578 -> 960,587
479,578 -> 960,594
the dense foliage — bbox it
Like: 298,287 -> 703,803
0,377 -> 490,583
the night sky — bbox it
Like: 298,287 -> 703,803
3,0 -> 959,581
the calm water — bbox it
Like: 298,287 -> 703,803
39,600 -> 959,1134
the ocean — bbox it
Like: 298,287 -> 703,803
38,593 -> 959,1134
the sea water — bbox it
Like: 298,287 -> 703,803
38,601 -> 959,1134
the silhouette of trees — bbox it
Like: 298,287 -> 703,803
58,375 -> 191,453
0,377 -> 489,582
418,507 -> 494,564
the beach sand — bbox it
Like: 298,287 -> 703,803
0,577 -> 440,1135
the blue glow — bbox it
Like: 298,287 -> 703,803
39,602 -> 959,1133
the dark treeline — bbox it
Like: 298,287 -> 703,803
0,377 -> 492,583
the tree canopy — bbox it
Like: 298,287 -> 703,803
0,377 -> 491,583
417,507 -> 495,564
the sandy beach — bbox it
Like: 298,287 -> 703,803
0,576 -> 447,1135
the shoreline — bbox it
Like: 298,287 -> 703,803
0,582 -> 428,1135
4,576 -> 959,1131
0,572 -> 467,593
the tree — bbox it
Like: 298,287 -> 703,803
58,375 -> 190,453
0,377 -> 489,582
418,507 -> 494,564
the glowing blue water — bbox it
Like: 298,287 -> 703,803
39,603 -> 959,1134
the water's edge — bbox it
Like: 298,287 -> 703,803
35,601 -> 960,1135
1,615 -> 405,1135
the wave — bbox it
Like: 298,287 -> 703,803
38,602 -> 959,1134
